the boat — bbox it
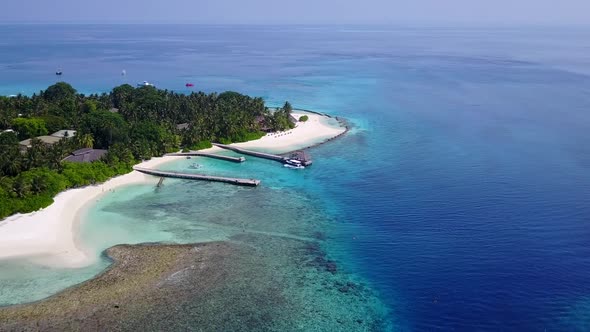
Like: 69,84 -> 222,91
121,69 -> 126,76
284,159 -> 305,169
185,83 -> 194,87
285,159 -> 303,166
284,164 -> 305,170
55,68 -> 63,76
137,81 -> 154,87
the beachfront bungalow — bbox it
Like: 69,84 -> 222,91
255,115 -> 272,132
289,114 -> 298,125
62,148 -> 107,163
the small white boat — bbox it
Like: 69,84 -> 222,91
284,164 -> 305,169
137,81 -> 154,87
285,159 -> 303,166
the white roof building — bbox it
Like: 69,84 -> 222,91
50,130 -> 77,138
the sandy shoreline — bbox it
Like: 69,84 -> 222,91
0,111 -> 346,268
0,156 -> 177,268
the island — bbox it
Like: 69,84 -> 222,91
0,83 -> 341,218
0,82 -> 399,332
0,82 -> 347,267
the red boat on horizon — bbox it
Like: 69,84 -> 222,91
185,83 -> 194,87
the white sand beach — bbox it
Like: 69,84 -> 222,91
199,111 -> 346,154
235,111 -> 346,153
0,156 -> 176,268
0,111 -> 346,268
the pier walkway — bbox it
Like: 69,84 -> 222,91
212,143 -> 285,163
212,143 -> 313,166
166,152 -> 245,163
134,167 -> 260,187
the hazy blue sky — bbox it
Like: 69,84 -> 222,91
1,0 -> 589,25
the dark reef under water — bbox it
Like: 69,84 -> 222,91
0,238 -> 391,331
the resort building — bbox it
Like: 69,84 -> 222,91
50,130 -> 77,138
18,129 -> 76,151
62,148 -> 108,163
176,123 -> 189,131
19,136 -> 63,151
255,115 -> 272,132
289,114 -> 298,125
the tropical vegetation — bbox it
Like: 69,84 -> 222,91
0,82 -> 294,219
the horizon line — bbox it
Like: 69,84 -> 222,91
1,21 -> 590,28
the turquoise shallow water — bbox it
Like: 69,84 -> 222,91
1,25 -> 590,330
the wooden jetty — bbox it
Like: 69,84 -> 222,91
166,152 -> 245,163
134,167 -> 260,187
212,143 -> 285,162
212,143 -> 313,166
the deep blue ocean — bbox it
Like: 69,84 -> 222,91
1,24 -> 590,330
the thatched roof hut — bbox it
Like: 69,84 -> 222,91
255,115 -> 272,132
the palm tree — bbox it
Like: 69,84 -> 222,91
78,133 -> 94,148
0,154 -> 21,176
24,138 -> 45,171
31,175 -> 47,194
47,140 -> 68,170
12,177 -> 31,198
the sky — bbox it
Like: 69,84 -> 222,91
1,0 -> 589,25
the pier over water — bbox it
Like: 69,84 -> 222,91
165,152 -> 245,163
212,143 -> 313,166
134,167 -> 261,187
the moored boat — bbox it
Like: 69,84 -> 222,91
284,159 -> 305,169
284,164 -> 305,169
285,159 -> 303,166
137,81 -> 154,87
